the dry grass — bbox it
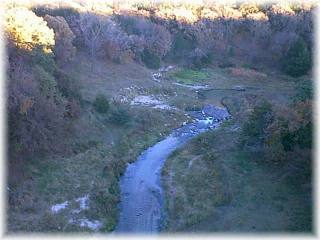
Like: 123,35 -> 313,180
162,116 -> 312,232
69,52 -> 156,102
161,70 -> 312,232
228,67 -> 268,79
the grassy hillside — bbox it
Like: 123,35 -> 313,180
162,122 -> 312,232
7,53 -> 188,232
161,71 -> 312,232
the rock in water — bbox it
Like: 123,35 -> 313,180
202,105 -> 230,121
233,85 -> 246,91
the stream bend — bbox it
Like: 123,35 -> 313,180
115,106 -> 230,233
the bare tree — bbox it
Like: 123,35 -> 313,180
79,13 -> 106,70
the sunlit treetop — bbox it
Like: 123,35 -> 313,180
5,7 -> 55,53
155,5 -> 200,23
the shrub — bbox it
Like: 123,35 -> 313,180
65,99 -> 81,118
141,49 -> 161,69
239,100 -> 274,148
280,124 -> 296,151
93,94 -> 109,113
54,69 -> 82,102
276,120 -> 311,152
218,59 -> 235,68
295,122 -> 312,149
184,105 -> 202,112
264,130 -> 286,163
109,105 -> 131,126
33,65 -> 61,101
30,47 -> 56,74
293,78 -> 312,102
189,48 -> 213,69
282,37 -> 311,77
171,33 -> 196,60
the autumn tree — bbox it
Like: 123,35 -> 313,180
5,7 -> 55,53
144,23 -> 172,59
267,3 -> 297,32
239,3 -> 260,17
44,15 -> 76,64
117,15 -> 172,60
5,6 -> 72,162
103,20 -> 133,63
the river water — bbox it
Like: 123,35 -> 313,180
115,107 -> 230,233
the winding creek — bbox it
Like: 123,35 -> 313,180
115,106 -> 230,233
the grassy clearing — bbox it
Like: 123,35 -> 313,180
165,65 -> 297,109
170,68 -> 210,85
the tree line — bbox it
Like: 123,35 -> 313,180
4,1 -> 314,165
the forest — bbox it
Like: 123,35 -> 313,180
4,0 -> 315,233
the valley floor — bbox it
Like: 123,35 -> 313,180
7,53 -> 312,233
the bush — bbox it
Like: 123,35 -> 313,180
295,122 -> 312,149
33,65 -> 61,101
239,100 -> 274,148
278,112 -> 312,152
170,33 -> 196,60
109,105 -> 131,126
280,124 -> 296,151
30,47 -> 56,74
93,94 -> 109,113
141,49 -> 161,69
293,78 -> 312,102
54,70 -> 82,102
189,48 -> 213,69
218,59 -> 235,68
282,37 -> 311,77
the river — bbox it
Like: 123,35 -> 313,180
115,106 -> 230,233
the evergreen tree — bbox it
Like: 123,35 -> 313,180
282,37 -> 311,77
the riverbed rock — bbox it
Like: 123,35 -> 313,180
202,105 -> 230,121
233,85 -> 246,91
